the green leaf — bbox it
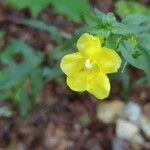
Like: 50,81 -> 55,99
50,0 -> 91,22
87,26 -> 111,37
115,0 -> 150,18
17,19 -> 63,43
0,90 -> 13,101
84,12 -> 100,26
31,69 -> 44,99
94,8 -> 104,17
102,12 -> 116,25
138,33 -> 150,51
112,15 -> 149,35
119,41 -> 142,69
51,37 -> 76,61
120,71 -> 130,99
6,0 -> 28,9
15,88 -> 31,117
119,41 -> 150,82
6,0 -> 50,17
122,14 -> 149,25
28,0 -> 50,17
94,9 -> 116,26
0,39 -> 43,89
43,66 -> 62,81
6,0 -> 91,21
112,22 -> 133,35
105,34 -> 120,50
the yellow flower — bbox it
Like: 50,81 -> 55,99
60,33 -> 121,99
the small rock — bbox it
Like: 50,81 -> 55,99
139,115 -> 150,140
97,100 -> 125,124
132,133 -> 144,145
116,119 -> 144,149
123,101 -> 142,123
112,137 -> 130,150
116,119 -> 139,140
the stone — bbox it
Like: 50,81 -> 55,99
116,119 -> 144,150
112,137 -> 130,150
116,119 -> 139,140
97,100 -> 125,124
139,115 -> 150,140
123,101 -> 142,123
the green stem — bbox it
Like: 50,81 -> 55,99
121,61 -> 128,73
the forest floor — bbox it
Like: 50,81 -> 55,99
0,0 -> 150,150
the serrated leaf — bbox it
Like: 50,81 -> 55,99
122,14 -> 149,25
84,12 -> 100,26
102,13 -> 116,25
119,41 -> 150,82
112,22 -> 133,35
119,41 -> 143,69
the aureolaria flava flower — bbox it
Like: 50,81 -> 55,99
60,33 -> 121,99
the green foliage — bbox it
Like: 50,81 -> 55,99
0,39 -> 44,117
110,71 -> 130,100
115,0 -> 150,18
50,0 -> 91,22
5,0 -> 91,22
0,39 -> 43,89
1,1 -> 150,117
0,16 -> 84,117
6,0 -> 50,18
17,19 -> 63,43
84,10 -> 150,82
119,40 -> 150,82
0,17 -> 78,117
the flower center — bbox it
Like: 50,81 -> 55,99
85,59 -> 93,69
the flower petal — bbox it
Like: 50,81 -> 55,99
77,33 -> 101,56
87,73 -> 110,99
60,52 -> 85,76
98,47 -> 121,74
67,71 -> 87,92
